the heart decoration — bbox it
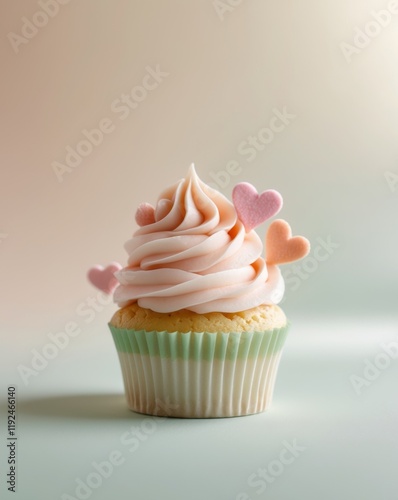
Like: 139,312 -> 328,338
265,220 -> 310,265
87,262 -> 122,294
232,183 -> 283,231
135,203 -> 155,226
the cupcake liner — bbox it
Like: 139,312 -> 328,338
109,324 -> 289,418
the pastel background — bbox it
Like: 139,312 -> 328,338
0,1 -> 397,500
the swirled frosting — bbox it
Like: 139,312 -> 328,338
113,165 -> 284,313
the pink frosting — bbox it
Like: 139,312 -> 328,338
113,165 -> 284,313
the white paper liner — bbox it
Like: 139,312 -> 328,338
116,348 -> 285,418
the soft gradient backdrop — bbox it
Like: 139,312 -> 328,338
1,0 -> 397,339
0,1 -> 397,499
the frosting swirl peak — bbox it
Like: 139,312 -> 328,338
113,165 -> 284,313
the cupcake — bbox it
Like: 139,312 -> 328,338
88,165 -> 310,418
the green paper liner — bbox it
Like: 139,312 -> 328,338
109,323 -> 290,418
109,325 -> 289,362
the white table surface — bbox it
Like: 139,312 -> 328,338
1,316 -> 397,500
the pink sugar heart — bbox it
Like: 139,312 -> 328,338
265,220 -> 310,265
87,262 -> 122,294
232,183 -> 283,231
135,203 -> 155,226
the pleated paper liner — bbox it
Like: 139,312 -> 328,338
109,324 -> 289,418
